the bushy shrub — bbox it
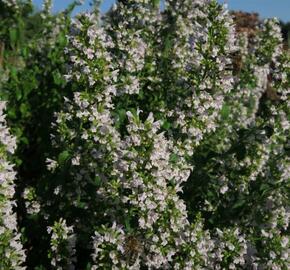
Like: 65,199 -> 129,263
0,0 -> 81,267
0,0 -> 289,269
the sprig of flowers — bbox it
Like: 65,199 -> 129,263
0,101 -> 25,269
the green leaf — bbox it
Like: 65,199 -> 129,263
169,153 -> 178,163
16,88 -> 22,101
232,199 -> 246,209
58,150 -> 70,165
115,109 -> 127,129
152,0 -> 160,8
124,216 -> 132,232
91,175 -> 101,187
221,104 -> 230,119
57,32 -> 67,47
20,136 -> 29,145
10,67 -> 18,80
162,120 -> 171,130
9,28 -> 18,45
20,103 -> 30,117
52,70 -> 63,85
7,108 -> 17,119
22,47 -> 28,58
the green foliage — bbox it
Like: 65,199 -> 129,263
0,1 -> 81,268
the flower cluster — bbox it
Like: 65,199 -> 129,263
47,1 -> 290,269
1,0 -> 20,10
47,218 -> 76,269
0,101 -> 25,269
162,0 -> 236,153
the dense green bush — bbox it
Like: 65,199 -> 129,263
0,0 -> 80,267
0,0 -> 289,269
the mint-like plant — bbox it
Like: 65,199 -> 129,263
0,0 -> 289,269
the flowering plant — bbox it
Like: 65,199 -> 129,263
0,0 -> 289,269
